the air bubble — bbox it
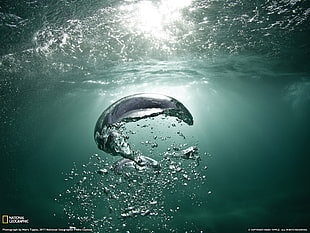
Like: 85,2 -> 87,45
97,169 -> 108,175
59,94 -> 209,232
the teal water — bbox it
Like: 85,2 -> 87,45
1,0 -> 309,232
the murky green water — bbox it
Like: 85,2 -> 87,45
1,0 -> 309,232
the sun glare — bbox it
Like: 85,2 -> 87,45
138,2 -> 163,35
122,0 -> 192,40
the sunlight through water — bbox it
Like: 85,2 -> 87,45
120,0 -> 193,40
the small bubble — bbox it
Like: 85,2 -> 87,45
79,176 -> 87,184
97,168 -> 108,175
183,174 -> 190,180
151,143 -> 158,148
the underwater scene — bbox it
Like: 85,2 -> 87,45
1,0 -> 309,232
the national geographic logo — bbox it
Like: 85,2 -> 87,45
1,215 -> 29,224
2,215 -> 8,224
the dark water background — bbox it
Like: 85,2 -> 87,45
1,0 -> 310,232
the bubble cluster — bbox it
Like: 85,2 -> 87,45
58,115 -> 208,232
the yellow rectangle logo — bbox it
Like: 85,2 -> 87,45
2,215 -> 9,224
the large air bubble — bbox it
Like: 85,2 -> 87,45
94,93 -> 194,166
